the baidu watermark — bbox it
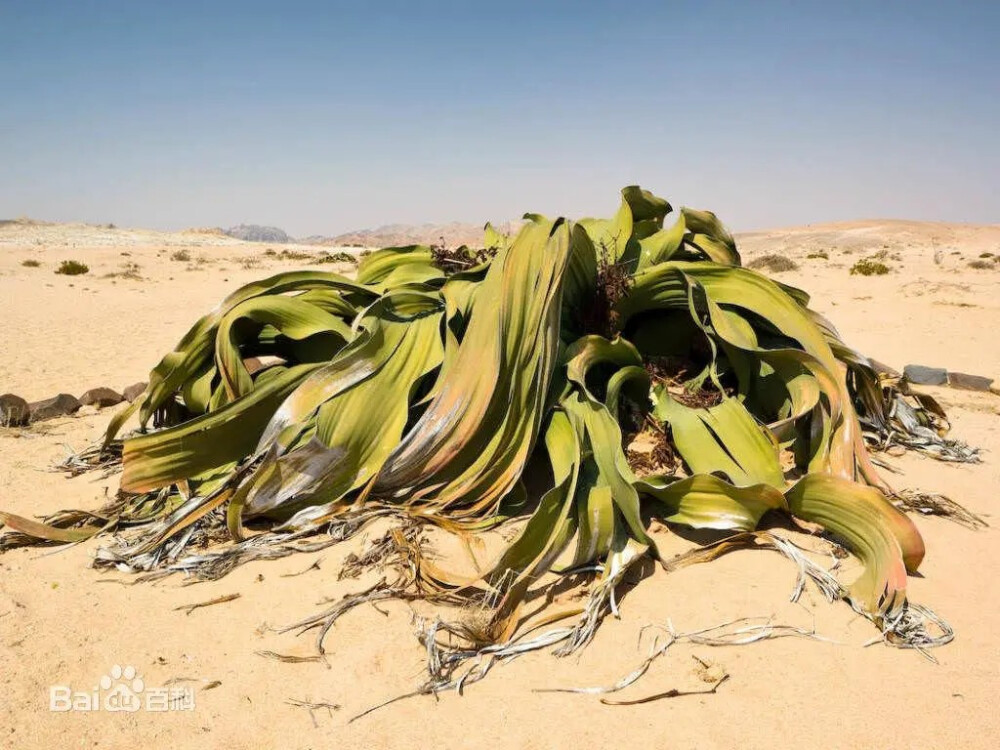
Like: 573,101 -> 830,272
49,664 -> 195,713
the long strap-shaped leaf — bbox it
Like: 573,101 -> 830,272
370,218 -> 573,518
786,474 -> 924,618
121,363 -> 323,492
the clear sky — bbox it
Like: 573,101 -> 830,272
2,0 -> 997,236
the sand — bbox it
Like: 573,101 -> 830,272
1,218 -> 999,749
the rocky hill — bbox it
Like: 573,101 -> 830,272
302,220 -> 523,249
224,224 -> 291,243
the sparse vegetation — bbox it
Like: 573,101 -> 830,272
979,252 -> 994,258
850,258 -> 891,276
806,251 -> 829,260
104,262 -> 143,280
278,249 -> 316,261
318,251 -> 358,264
55,260 -> 89,276
170,249 -> 191,262
747,254 -> 798,272
21,259 -> 41,267
968,259 -> 996,270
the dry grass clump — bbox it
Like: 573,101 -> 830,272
278,249 -> 316,261
112,262 -> 143,280
21,259 -> 41,267
55,260 -> 89,276
806,251 -> 829,260
747,254 -> 798,272
850,258 -> 890,276
170,249 -> 191,262
318,251 -> 358,265
968,259 -> 997,270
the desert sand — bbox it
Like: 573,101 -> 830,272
1,218 -> 999,749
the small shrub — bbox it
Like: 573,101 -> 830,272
747,254 -> 798,273
21,259 -> 41,267
979,252 -> 994,258
55,260 -> 89,276
119,262 -> 142,280
278,249 -> 316,261
170,249 -> 191,262
806,251 -> 829,260
319,251 -> 358,265
850,258 -> 890,276
239,257 -> 262,270
968,259 -> 995,270
103,262 -> 143,280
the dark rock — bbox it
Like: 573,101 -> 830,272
122,382 -> 148,403
29,393 -> 82,422
0,393 -> 30,427
80,387 -> 124,408
947,372 -> 994,392
903,364 -> 947,386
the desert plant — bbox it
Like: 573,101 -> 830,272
1,186 -> 959,693
102,262 -> 143,280
850,258 -> 890,276
747,254 -> 798,272
968,259 -> 995,270
806,251 -> 829,260
278,249 -> 316,261
55,260 -> 89,276
21,259 -> 41,267
318,251 -> 358,265
170,249 -> 191,262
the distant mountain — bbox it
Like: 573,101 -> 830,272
302,220 -> 523,249
224,224 -> 290,243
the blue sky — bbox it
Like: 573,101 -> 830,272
1,1 -> 997,235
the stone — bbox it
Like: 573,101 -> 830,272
80,387 -> 124,408
122,382 -> 148,403
947,372 -> 995,392
0,393 -> 30,427
903,364 -> 947,386
29,393 -> 82,422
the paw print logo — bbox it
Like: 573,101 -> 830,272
99,664 -> 144,712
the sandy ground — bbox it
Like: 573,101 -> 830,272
1,218 -> 999,749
